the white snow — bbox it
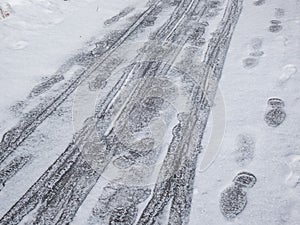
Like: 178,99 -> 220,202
0,0 -> 146,136
190,0 -> 300,224
0,0 -> 299,224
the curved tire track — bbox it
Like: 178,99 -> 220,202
0,0 -> 162,165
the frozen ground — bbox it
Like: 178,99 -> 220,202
0,0 -> 299,224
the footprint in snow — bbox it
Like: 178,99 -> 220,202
233,133 -> 255,167
264,98 -> 286,127
220,172 -> 257,219
248,37 -> 264,58
243,37 -> 264,68
242,57 -> 259,69
269,20 -> 283,33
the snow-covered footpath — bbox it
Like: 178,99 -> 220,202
190,0 -> 300,224
0,0 -> 299,224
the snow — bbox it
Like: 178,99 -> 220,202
0,0 -> 299,224
0,0 -> 146,136
190,0 -> 300,224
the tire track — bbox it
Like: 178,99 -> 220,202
0,0 -> 162,165
1,0 -> 235,223
87,0 -> 210,224
0,155 -> 32,191
0,0 -> 204,224
137,0 -> 244,224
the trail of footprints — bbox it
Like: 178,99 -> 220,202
222,4 -> 290,217
221,97 -> 286,218
242,6 -> 286,69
